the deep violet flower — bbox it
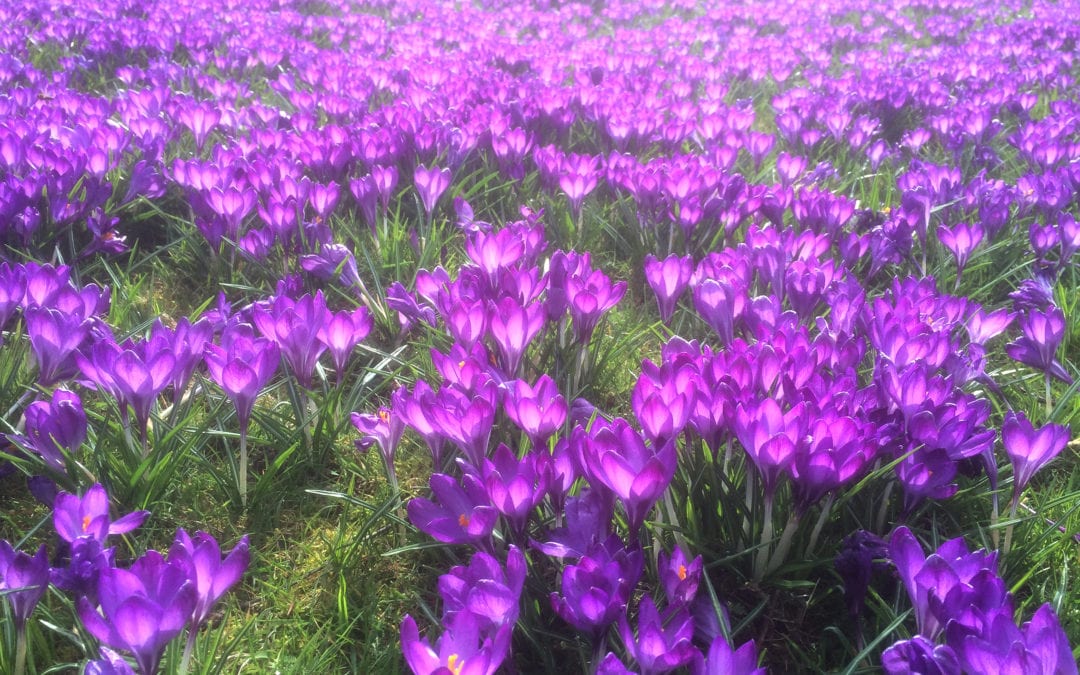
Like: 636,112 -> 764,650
693,635 -> 765,675
10,388 -> 86,473
414,164 -> 452,217
658,545 -> 703,608
400,611 -> 511,675
502,375 -> 567,448
889,527 -> 1006,641
53,484 -> 149,546
1005,306 -> 1072,384
618,597 -> 696,675
550,536 -> 642,640
168,529 -> 250,629
1002,411 -> 1070,499
407,472 -> 498,548
203,323 -> 279,436
438,545 -> 526,630
78,551 -> 197,675
644,254 -> 693,324
0,541 -> 50,630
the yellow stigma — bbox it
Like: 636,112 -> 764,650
458,514 -> 470,528
448,654 -> 464,675
677,564 -> 687,581
82,515 -> 92,532
378,408 -> 390,423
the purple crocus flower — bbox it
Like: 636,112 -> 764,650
1002,411 -> 1070,500
692,278 -> 740,345
487,296 -> 545,376
84,647 -> 137,675
414,164 -> 452,218
251,292 -> 329,390
481,444 -> 550,537
643,254 -> 693,324
502,375 -> 567,448
407,472 -> 499,548
400,611 -> 511,675
532,488 -> 613,560
0,261 -> 26,335
937,222 -> 984,283
693,635 -> 765,675
889,526 -> 1005,641
550,536 -> 642,640
0,541 -> 50,630
464,228 -> 524,285
438,545 -> 526,630
658,545 -> 703,607
1005,306 -> 1072,384
952,606 -> 1077,675
53,484 -> 149,546
618,597 -> 697,675
881,636 -> 960,675
732,399 -> 807,499
351,403 -> 405,485
78,336 -> 177,444
316,305 -> 372,379
167,529 -> 250,630
631,359 -> 697,446
25,305 -> 95,386
574,419 -> 677,537
78,551 -> 197,675
51,536 -> 115,605
567,269 -> 626,344
203,323 -> 280,437
834,530 -> 889,624
12,388 -> 86,473
430,382 -> 498,469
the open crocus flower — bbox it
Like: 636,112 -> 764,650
400,611 -> 511,675
889,527 -> 1006,641
407,472 -> 499,548
1002,411 -> 1070,500
168,529 -> 250,629
573,418 -> 677,537
78,551 -> 197,675
53,483 -> 149,546
438,546 -> 526,630
693,635 -> 765,675
1005,306 -> 1072,384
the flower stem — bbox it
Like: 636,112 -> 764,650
754,495 -> 774,582
806,493 -> 834,557
178,627 -> 198,675
239,431 -> 248,507
1045,372 -> 1052,417
766,511 -> 800,575
1003,492 -> 1020,557
14,626 -> 26,675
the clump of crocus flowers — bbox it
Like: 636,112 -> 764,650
0,483 -> 249,675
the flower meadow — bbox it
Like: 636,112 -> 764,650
0,0 -> 1078,672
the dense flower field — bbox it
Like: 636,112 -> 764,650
0,0 -> 1078,672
